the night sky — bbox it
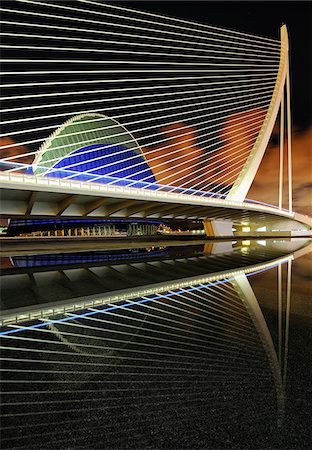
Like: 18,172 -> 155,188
119,1 -> 312,130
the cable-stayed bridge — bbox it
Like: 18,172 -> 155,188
0,0 -> 311,236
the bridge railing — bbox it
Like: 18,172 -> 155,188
0,170 -> 294,219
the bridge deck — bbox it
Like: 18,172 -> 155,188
0,173 -> 304,226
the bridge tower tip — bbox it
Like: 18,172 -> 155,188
280,25 -> 289,51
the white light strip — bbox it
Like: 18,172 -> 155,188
0,256 -> 291,326
51,117 -> 265,181
1,96 -> 267,163
192,155 -> 251,194
2,106 -> 268,182
9,282 -> 248,345
0,390 -> 270,417
61,132 -> 257,195
0,75 -> 275,123
2,68 -> 279,76
1,282 -> 261,347
1,93 -> 272,152
0,81 -> 272,162
2,108 -> 267,168
1,43 -> 280,63
1,69 -> 282,91
3,287 -> 258,344
14,0 -> 281,51
7,286 -> 243,341
41,105 -> 268,183
1,14 -> 281,57
3,136 -> 265,202
165,290 -> 254,333
0,30 -> 280,61
91,123 -> 262,187
155,148 -> 249,196
0,79 -> 272,130
3,119 -> 266,207
3,111 -> 269,195
150,140 -> 255,192
1,126 -> 271,196
2,58 -> 278,68
138,297 -> 257,340
85,0 -> 280,45
191,130 -> 263,188
1,81 -> 275,115
0,170 -> 296,223
0,346 -> 249,367
5,301 -> 253,353
1,327 -> 254,357
0,77 -> 275,104
153,132 -> 262,194
2,110 -> 269,194
66,142 -> 252,196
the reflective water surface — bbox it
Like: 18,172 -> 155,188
1,239 -> 311,449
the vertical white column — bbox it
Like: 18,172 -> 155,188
286,57 -> 292,212
283,258 -> 292,385
279,93 -> 284,210
278,263 -> 283,363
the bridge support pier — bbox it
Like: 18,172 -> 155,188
203,220 -> 233,238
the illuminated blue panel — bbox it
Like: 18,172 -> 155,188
47,143 -> 157,188
9,218 -> 163,226
12,248 -> 169,268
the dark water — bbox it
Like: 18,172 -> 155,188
0,238 -> 311,449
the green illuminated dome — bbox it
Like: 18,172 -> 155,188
32,113 -> 156,187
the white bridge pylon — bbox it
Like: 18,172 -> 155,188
226,25 -> 291,210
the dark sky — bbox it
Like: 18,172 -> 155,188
118,1 -> 312,130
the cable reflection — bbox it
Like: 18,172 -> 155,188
0,245 -> 304,449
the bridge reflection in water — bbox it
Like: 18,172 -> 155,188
0,239 -> 311,449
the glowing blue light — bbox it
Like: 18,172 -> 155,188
46,143 -> 157,189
